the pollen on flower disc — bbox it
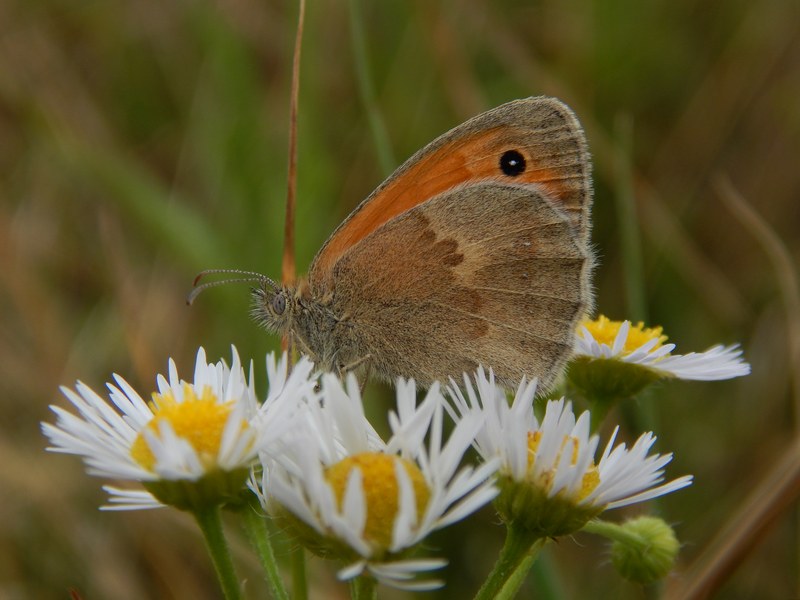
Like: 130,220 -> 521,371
130,385 -> 243,472
526,430 -> 600,500
582,315 -> 668,353
325,453 -> 430,551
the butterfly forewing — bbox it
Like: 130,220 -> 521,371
310,96 -> 592,286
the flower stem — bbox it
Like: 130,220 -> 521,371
473,526 -> 546,600
350,574 -> 378,600
291,544 -> 308,600
583,518 -> 640,545
240,507 -> 289,600
193,506 -> 242,600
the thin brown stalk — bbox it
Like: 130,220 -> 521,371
281,0 -> 306,355
282,0 -> 306,289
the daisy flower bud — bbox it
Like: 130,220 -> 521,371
602,516 -> 680,584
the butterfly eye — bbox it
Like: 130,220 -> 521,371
272,293 -> 286,315
499,149 -> 526,177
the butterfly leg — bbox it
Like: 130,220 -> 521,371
336,354 -> 373,391
340,353 -> 372,372
289,331 -> 317,364
359,362 -> 373,395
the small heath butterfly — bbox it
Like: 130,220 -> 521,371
205,97 -> 594,390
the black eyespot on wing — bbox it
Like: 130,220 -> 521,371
272,293 -> 286,315
499,150 -> 526,177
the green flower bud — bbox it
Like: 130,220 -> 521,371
610,516 -> 680,584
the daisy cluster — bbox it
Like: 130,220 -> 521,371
44,348 -> 498,589
43,323 -> 746,590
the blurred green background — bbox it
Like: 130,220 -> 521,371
2,0 -> 798,598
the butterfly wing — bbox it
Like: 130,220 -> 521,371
307,96 -> 592,388
310,96 -> 592,287
317,181 -> 591,389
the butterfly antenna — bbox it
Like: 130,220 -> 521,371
187,269 -> 278,306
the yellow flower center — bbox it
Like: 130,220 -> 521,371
325,453 -> 431,551
130,384 -> 247,472
527,430 -> 600,501
581,315 -> 668,354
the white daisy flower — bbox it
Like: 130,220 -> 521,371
42,347 -> 312,511
574,315 -> 750,380
448,368 -> 692,537
252,374 -> 498,590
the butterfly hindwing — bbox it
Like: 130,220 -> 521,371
316,181 -> 591,388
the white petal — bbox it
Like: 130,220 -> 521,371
101,486 -> 163,510
337,560 -> 367,581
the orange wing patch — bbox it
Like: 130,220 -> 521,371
313,124 -> 585,280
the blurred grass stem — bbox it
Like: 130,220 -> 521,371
529,550 -> 566,600
613,114 -> 647,323
348,0 -> 396,175
613,115 -> 656,434
714,175 -> 800,421
713,174 -> 800,597
666,435 -> 800,600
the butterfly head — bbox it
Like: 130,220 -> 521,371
250,278 -> 299,335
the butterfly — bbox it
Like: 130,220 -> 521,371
200,97 -> 593,390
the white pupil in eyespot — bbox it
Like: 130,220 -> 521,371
500,150 -> 526,176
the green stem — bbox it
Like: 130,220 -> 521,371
241,508 -> 290,600
193,506 -> 242,600
474,526 -> 545,600
583,518 -> 640,545
350,574 -> 378,600
291,544 -> 308,600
